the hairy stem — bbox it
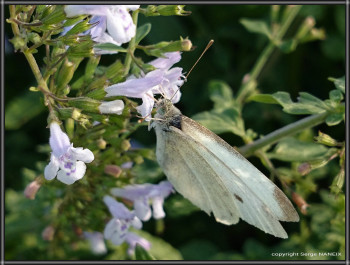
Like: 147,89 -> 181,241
238,111 -> 329,157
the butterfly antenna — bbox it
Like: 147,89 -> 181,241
170,39 -> 214,101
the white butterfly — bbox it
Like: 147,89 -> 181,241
151,98 -> 299,238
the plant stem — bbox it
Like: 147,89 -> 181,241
236,5 -> 302,104
23,50 -> 50,93
9,5 -> 20,36
123,9 -> 139,76
238,111 -> 329,157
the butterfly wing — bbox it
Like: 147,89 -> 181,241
154,114 -> 299,238
181,116 -> 299,223
155,122 -> 241,225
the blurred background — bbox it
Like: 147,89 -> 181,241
5,5 -> 345,260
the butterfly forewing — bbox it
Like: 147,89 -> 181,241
153,99 -> 299,238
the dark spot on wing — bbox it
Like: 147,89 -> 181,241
234,194 -> 243,203
169,115 -> 182,130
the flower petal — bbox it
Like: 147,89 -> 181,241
125,232 -> 151,256
57,161 -> 86,185
110,184 -> 152,200
105,70 -> 164,98
103,195 -> 135,219
121,5 -> 140,11
65,5 -> 110,17
130,216 -> 142,230
84,231 -> 107,255
149,52 -> 181,70
69,147 -> 94,163
49,122 -> 71,157
136,92 -> 155,120
44,156 -> 59,180
106,7 -> 136,44
152,197 -> 166,219
90,16 -> 107,39
134,198 -> 152,221
103,218 -> 118,240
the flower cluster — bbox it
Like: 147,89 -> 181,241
38,4 -> 184,257
102,181 -> 174,255
105,51 -> 185,120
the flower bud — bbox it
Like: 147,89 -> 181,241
298,162 -> 311,176
134,155 -> 144,164
28,32 -> 41,45
97,138 -> 107,150
295,16 -> 315,42
156,5 -> 191,16
41,5 -> 66,25
330,169 -> 344,195
64,19 -> 94,36
57,107 -> 82,120
181,38 -> 192,51
67,97 -> 101,113
9,36 -> 26,51
42,225 -> 55,241
56,59 -> 75,92
84,56 -> 101,81
121,140 -> 131,152
98,100 -> 125,115
104,165 -> 122,178
24,179 -> 41,200
292,192 -> 309,215
314,131 -> 339,147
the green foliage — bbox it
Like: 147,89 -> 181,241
192,81 -> 245,137
5,91 -> 45,130
267,137 -> 329,162
240,18 -> 272,39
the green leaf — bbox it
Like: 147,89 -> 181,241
5,92 -> 45,130
135,244 -> 156,260
208,80 -> 234,110
267,137 -> 329,162
325,113 -> 344,126
240,18 -> 271,39
135,23 -> 152,45
250,91 -> 328,114
248,93 -> 280,104
94,43 -> 127,53
258,91 -> 328,115
132,230 -> 183,260
328,76 -> 345,94
192,108 -> 245,137
329,89 -> 343,103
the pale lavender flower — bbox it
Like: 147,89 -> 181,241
103,195 -> 142,245
83,231 -> 107,255
110,181 -> 174,221
44,122 -> 94,185
104,52 -> 184,119
99,99 -> 124,114
64,5 -> 139,52
125,232 -> 151,256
